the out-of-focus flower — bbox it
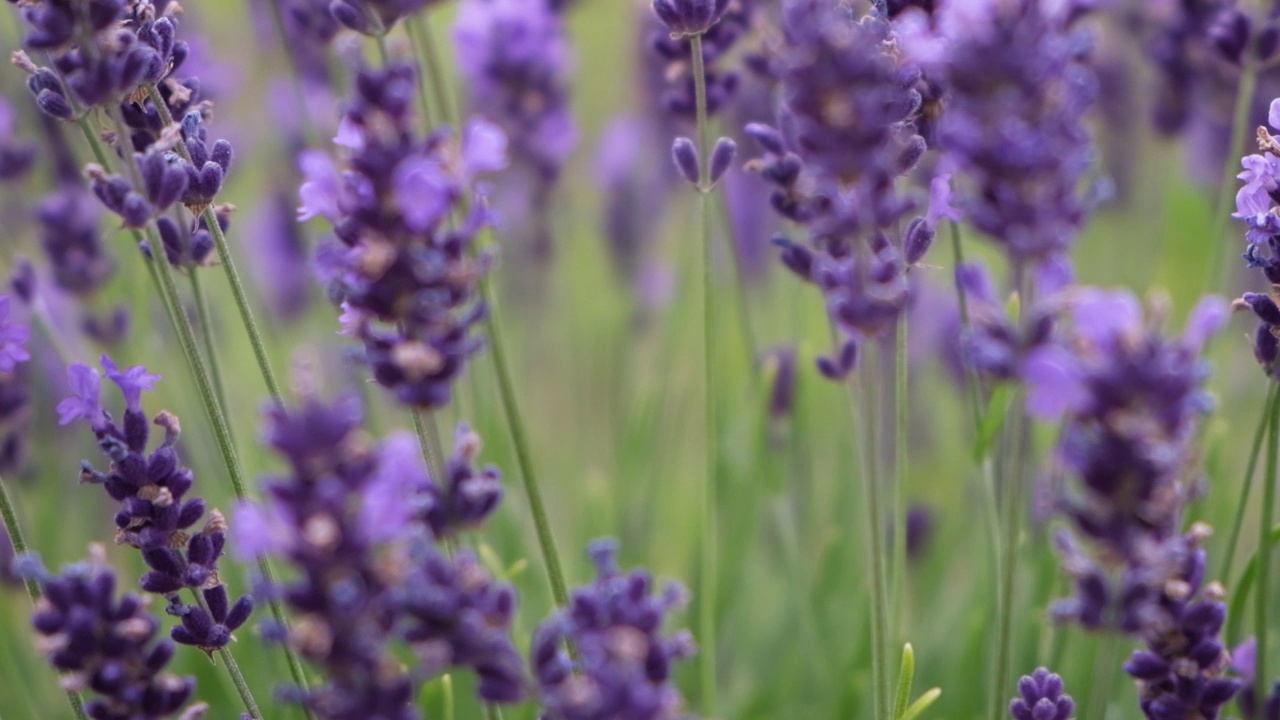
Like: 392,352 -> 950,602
1008,667 -> 1073,720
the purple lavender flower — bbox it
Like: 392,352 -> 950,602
58,356 -> 252,655
745,1 -> 928,377
532,539 -> 696,720
1233,637 -> 1280,720
0,99 -> 36,181
649,2 -> 752,120
236,395 -> 524,715
416,422 -> 505,538
1008,667 -> 1073,720
454,0 -> 576,259
300,62 -> 502,409
0,296 -> 31,373
23,546 -> 207,720
901,0 -> 1099,266
35,186 -> 115,297
652,0 -> 730,37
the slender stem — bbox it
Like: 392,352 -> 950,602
188,269 -> 232,440
409,405 -> 447,483
1208,52 -> 1259,290
891,315 -> 908,639
480,278 -> 570,609
851,360 -> 891,720
0,474 -> 91,720
712,192 -> 760,366
1257,381 -> 1279,707
408,12 -> 455,130
144,84 -> 286,411
1085,634 -> 1118,720
689,33 -> 719,716
1223,383 -> 1277,582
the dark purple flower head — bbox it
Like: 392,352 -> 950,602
652,0 -> 731,37
23,545 -> 203,719
1009,667 -> 1073,720
416,422 -> 505,538
36,185 -> 115,296
397,545 -> 525,703
454,0 -> 575,258
648,2 -> 751,120
901,0 -> 1099,262
532,539 -> 696,720
0,99 -> 36,181
302,62 -> 502,410
0,295 -> 31,373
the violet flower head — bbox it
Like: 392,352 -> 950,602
301,62 -> 501,410
61,356 -> 251,654
0,296 -> 31,373
903,0 -> 1099,264
417,422 -> 505,539
0,99 -> 36,181
532,539 -> 696,720
396,545 -> 525,703
1230,105 -> 1280,378
16,0 -> 188,115
23,547 -> 205,720
745,2 -> 929,378
1008,667 -> 1073,720
649,1 -> 751,119
652,0 -> 731,37
36,185 -> 115,297
1119,544 -> 1240,720
454,0 -> 576,258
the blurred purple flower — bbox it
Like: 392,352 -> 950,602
0,296 -> 31,373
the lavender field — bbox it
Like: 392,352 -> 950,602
0,1 -> 1274,719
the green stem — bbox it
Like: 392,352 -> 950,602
690,33 -> 719,716
1086,634 -> 1118,720
0,474 -> 91,720
144,84 -> 286,410
1223,383 -> 1277,583
408,12 -> 455,130
1208,52 -> 1259,291
188,269 -> 232,440
852,359 -> 891,720
409,405 -> 447,482
892,314 -> 908,640
1257,380 -> 1279,707
480,279 -> 571,609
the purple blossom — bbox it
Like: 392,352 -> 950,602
0,296 -> 31,373
56,363 -> 106,430
416,422 -> 505,539
100,354 -> 161,414
1009,667 -> 1074,720
297,150 -> 344,222
24,547 -> 206,720
359,433 -> 428,544
532,539 -> 696,720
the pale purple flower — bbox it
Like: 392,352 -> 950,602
100,354 -> 161,414
1270,98 -> 1280,131
230,499 -> 286,561
0,296 -> 30,373
1024,346 -> 1087,419
1235,153 -> 1280,223
1184,295 -> 1229,351
334,116 -> 366,151
56,364 -> 106,429
1071,287 -> 1143,350
926,173 -> 962,228
462,118 -> 509,177
393,155 -> 453,231
1233,637 -> 1258,681
359,432 -> 428,543
297,150 -> 344,222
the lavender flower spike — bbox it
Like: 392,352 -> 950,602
0,295 -> 31,373
652,0 -> 730,37
1009,667 -> 1074,720
23,546 -> 206,720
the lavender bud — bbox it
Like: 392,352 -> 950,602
708,136 -> 737,185
903,217 -> 935,265
671,136 -> 701,186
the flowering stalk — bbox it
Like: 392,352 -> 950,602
1258,383 -> 1280,706
0,474 -> 90,720
1222,383 -> 1277,582
143,83 -> 286,410
850,360 -> 890,720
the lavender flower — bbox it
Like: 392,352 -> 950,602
649,1 -> 752,119
532,539 -> 696,720
0,99 -> 36,180
57,356 -> 252,655
234,395 -> 524,714
416,422 -> 505,539
301,62 -> 502,409
902,0 -> 1099,266
24,546 -> 207,720
36,186 -> 115,297
0,293 -> 31,475
1233,637 -> 1280,720
0,296 -> 31,373
745,1 -> 928,378
1008,667 -> 1073,720
454,0 -> 575,259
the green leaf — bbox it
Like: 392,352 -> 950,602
901,688 -> 943,720
974,384 -> 1015,463
894,643 -> 916,720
